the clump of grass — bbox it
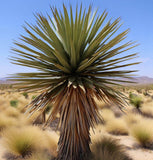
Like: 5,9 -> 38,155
90,136 -> 132,160
2,126 -> 45,158
44,130 -> 59,157
123,113 -> 142,126
99,108 -> 115,124
10,100 -> 18,108
141,106 -> 153,118
22,92 -> 28,99
105,118 -> 128,135
0,114 -> 15,132
130,121 -> 153,149
90,124 -> 107,143
4,107 -> 20,118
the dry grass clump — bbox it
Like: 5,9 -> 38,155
105,118 -> 128,135
123,113 -> 142,126
90,124 -> 107,143
0,114 -> 16,132
99,108 -> 115,123
43,130 -> 59,157
2,126 -> 46,158
141,106 -> 153,118
90,136 -> 132,160
130,120 -> 153,149
4,107 -> 20,118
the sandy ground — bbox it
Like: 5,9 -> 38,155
114,135 -> 153,160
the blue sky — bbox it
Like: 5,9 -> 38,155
0,0 -> 153,78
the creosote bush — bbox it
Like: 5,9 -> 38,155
90,137 -> 132,160
10,100 -> 18,108
129,93 -> 143,110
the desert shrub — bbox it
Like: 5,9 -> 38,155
129,92 -> 136,99
129,93 -> 143,110
10,100 -> 18,108
90,137 -> 132,160
32,95 -> 37,100
143,90 -> 150,96
105,118 -> 128,135
137,89 -> 142,93
130,121 -> 153,148
22,92 -> 28,99
2,126 -> 46,158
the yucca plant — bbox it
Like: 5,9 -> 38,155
9,4 -> 139,160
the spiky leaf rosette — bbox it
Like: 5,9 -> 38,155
10,5 -> 139,160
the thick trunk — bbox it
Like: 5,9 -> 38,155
57,121 -> 91,160
52,86 -> 101,160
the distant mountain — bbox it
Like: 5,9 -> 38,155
0,78 -> 11,84
132,76 -> 153,85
